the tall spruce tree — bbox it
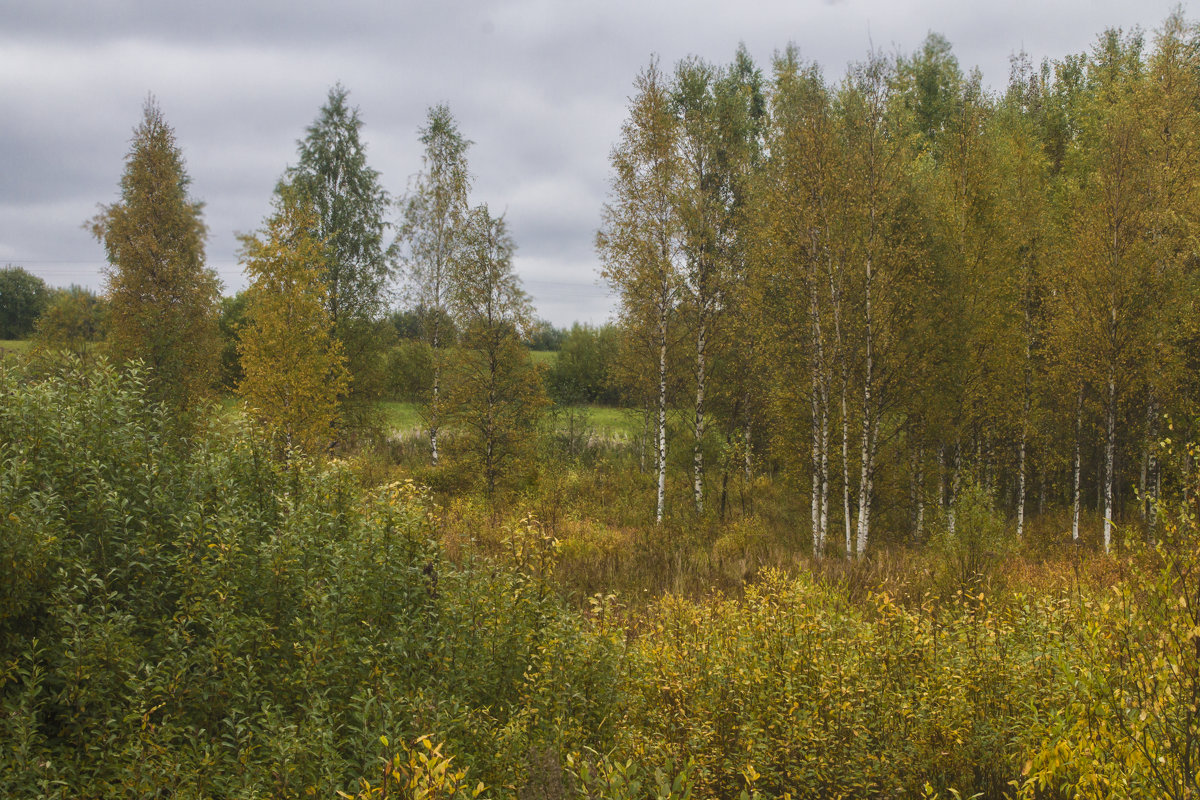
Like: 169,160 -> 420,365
91,98 -> 220,412
398,105 -> 473,466
280,84 -> 392,432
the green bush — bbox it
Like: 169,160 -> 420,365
0,358 -> 628,798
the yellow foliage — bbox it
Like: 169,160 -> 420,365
238,188 -> 349,457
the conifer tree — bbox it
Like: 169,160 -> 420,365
91,98 -> 220,411
280,84 -> 392,431
237,188 -> 349,457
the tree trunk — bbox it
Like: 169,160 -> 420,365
1147,398 -> 1159,541
938,445 -> 946,515
912,440 -> 925,542
693,314 -> 707,515
430,319 -> 442,466
1039,468 -> 1045,517
1072,384 -> 1083,542
948,438 -> 962,535
1104,369 -> 1116,553
1017,405 -> 1028,538
743,416 -> 753,483
855,253 -> 875,559
656,301 -> 668,526
811,369 -> 822,557
810,273 -> 828,558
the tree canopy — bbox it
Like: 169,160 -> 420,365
90,98 -> 221,412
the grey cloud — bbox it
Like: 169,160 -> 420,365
1,0 -> 1189,325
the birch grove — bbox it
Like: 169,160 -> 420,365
599,19 -> 1200,547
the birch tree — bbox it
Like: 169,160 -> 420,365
992,57 -> 1052,540
444,205 -> 544,498
673,51 -> 762,515
1060,30 -> 1152,552
838,52 -> 909,557
237,188 -> 349,457
751,48 -> 841,556
398,105 -> 473,466
598,61 -> 683,525
1139,13 -> 1200,537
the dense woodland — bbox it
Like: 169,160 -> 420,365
5,13 -> 1200,800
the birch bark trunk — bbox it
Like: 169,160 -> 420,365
693,313 -> 706,514
656,295 -> 669,526
1103,368 -> 1116,553
1072,384 -> 1083,542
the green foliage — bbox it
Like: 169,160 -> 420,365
549,324 -> 621,406
524,318 -> 567,351
446,333 -> 547,498
385,338 -> 433,402
31,284 -> 106,359
444,206 -> 548,497
281,84 -> 394,432
928,482 -> 1015,597
216,290 -> 247,391
0,266 -> 51,339
0,358 -> 629,798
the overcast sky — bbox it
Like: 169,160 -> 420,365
0,0 -> 1190,326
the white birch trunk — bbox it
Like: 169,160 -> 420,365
855,253 -> 874,559
693,315 -> 706,515
810,271 -> 829,557
656,302 -> 668,526
825,248 -> 852,559
912,441 -> 925,541
1017,431 -> 1026,539
840,366 -> 852,557
1103,369 -> 1116,553
811,370 -> 822,557
937,445 -> 946,515
430,365 -> 441,466
819,382 -> 830,553
1147,398 -> 1159,541
1072,384 -> 1083,542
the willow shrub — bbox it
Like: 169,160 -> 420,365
0,358 -> 628,799
617,569 -> 1080,800
1022,516 -> 1200,799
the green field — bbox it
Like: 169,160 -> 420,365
381,400 -> 636,439
0,339 -> 31,357
528,349 -> 558,367
380,400 -> 425,432
550,403 -> 637,439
